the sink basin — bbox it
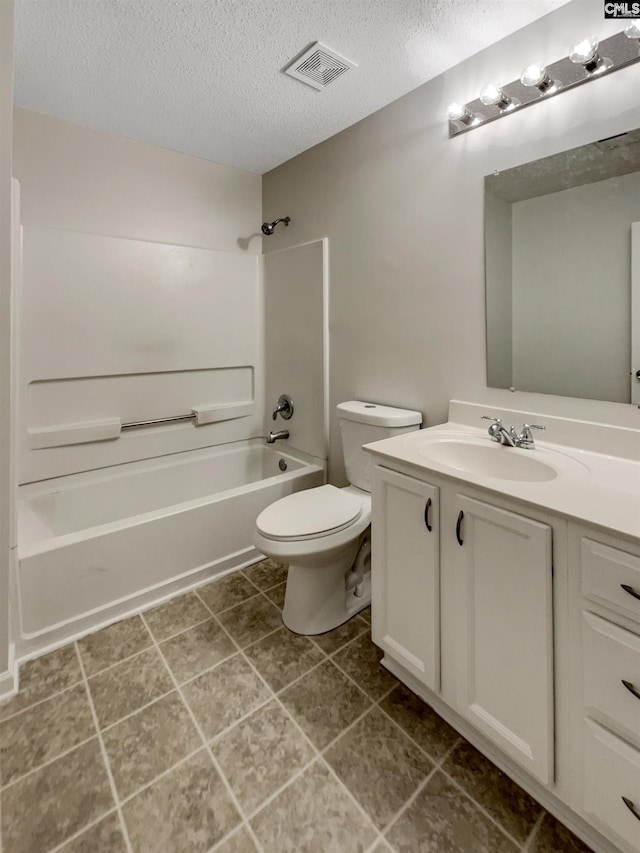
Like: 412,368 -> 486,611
416,439 -> 558,482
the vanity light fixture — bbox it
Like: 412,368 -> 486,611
447,27 -> 640,137
569,35 -> 612,73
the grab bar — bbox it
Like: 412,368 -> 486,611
28,402 -> 256,449
118,401 -> 255,430
121,413 -> 196,430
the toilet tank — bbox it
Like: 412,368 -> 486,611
337,401 -> 422,492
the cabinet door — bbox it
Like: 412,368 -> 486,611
371,466 -> 440,690
453,495 -> 554,784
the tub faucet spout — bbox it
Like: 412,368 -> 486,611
267,429 -> 289,444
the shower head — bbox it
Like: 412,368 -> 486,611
261,216 -> 290,236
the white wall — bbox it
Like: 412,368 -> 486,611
264,240 -> 327,462
263,0 -> 640,483
0,1 -> 15,693
13,110 -> 264,482
512,172 -> 639,403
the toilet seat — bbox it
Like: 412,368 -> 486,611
256,484 -> 363,542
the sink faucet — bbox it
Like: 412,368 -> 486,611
267,429 -> 289,444
481,417 -> 545,449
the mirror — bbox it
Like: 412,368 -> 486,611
485,128 -> 640,404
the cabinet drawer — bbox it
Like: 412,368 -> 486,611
581,538 -> 640,623
583,719 -> 640,853
583,613 -> 640,743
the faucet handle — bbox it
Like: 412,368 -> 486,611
481,415 -> 503,443
272,394 -> 294,421
520,423 -> 546,447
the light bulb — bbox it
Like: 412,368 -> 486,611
520,61 -> 556,93
570,35 -> 598,64
569,35 -> 611,73
625,22 -> 640,40
446,102 -> 466,121
446,102 -> 476,125
480,83 -> 512,110
479,83 -> 519,111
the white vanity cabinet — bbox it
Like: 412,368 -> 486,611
366,407 -> 640,853
371,466 -> 440,690
444,494 -> 554,785
569,527 -> 640,853
371,464 -> 555,784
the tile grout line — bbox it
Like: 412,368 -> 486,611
139,611 -> 265,853
45,808 -> 120,853
73,642 -> 134,853
0,677 -> 86,724
97,685 -> 177,734
237,648 -> 386,848
521,808 -> 546,852
435,762 -> 532,850
116,746 -> 204,807
377,736 -> 461,844
0,732 -> 98,793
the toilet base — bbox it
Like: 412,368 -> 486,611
282,557 -> 371,636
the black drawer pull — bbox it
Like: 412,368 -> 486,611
622,796 -> 640,822
456,510 -> 464,546
621,583 -> 640,602
622,680 -> 640,702
424,498 -> 432,532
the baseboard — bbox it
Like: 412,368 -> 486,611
0,643 -> 19,704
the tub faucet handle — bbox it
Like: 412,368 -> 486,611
272,394 -> 294,421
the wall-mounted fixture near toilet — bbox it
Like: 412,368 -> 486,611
253,401 -> 422,635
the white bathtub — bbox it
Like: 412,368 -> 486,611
16,440 -> 324,655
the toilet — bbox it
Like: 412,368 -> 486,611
254,401 -> 422,635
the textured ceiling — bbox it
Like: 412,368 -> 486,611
14,0 -> 569,174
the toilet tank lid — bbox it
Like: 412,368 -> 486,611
337,401 -> 422,428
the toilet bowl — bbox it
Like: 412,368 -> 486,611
254,401 -> 422,635
254,484 -> 372,634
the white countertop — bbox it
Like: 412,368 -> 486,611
364,421 -> 640,541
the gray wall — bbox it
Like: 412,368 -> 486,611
263,0 -> 640,483
485,191 -> 513,390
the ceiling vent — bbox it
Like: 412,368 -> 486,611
284,42 -> 357,91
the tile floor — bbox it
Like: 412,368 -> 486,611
0,558 -> 595,853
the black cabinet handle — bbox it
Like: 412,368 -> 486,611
621,583 -> 640,602
622,796 -> 640,822
622,680 -> 640,702
424,498 -> 432,532
456,510 -> 464,546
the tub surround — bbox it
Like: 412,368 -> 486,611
365,400 -> 640,853
15,442 -> 323,659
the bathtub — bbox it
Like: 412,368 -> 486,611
16,440 -> 324,655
